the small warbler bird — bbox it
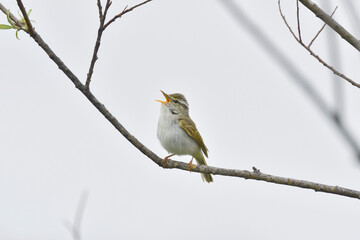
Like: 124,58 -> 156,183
156,90 -> 213,183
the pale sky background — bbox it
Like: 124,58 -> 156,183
1,0 -> 360,239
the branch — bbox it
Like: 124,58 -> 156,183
296,0 -> 302,42
16,0 -> 34,34
0,3 -> 25,28
278,0 -> 360,89
171,164 -> 360,200
103,0 -> 153,30
64,191 -> 89,240
85,0 -> 152,90
85,0 -> 112,90
298,0 -> 360,52
308,6 -> 338,48
7,1 -> 360,200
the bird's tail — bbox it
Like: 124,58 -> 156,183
194,151 -> 213,183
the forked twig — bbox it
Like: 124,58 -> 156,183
85,0 -> 112,90
85,0 -> 153,90
308,6 -> 338,48
16,0 -> 34,34
103,0 -> 153,30
278,0 -> 360,89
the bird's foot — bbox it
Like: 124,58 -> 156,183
161,154 -> 174,168
186,159 -> 196,172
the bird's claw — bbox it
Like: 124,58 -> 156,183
161,158 -> 168,168
186,159 -> 196,172
161,154 -> 174,168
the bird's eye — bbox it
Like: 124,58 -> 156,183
173,100 -> 179,103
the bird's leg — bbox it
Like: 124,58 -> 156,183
186,157 -> 196,172
161,154 -> 175,167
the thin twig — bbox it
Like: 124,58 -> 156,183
103,0 -> 112,18
97,0 -> 103,19
299,0 -> 360,52
7,1 -> 360,200
278,0 -> 360,89
308,6 -> 338,48
16,0 -> 34,34
103,0 -> 153,30
85,0 -> 151,90
296,0 -> 302,42
64,191 -> 89,240
279,5 -> 299,42
0,3 -> 24,28
85,0 -> 110,90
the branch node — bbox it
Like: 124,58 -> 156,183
16,0 -> 34,35
103,0 -> 152,30
308,6 -> 338,48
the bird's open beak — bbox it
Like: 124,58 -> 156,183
156,90 -> 171,104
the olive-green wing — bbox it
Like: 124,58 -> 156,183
179,118 -> 208,157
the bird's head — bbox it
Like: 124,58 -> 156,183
156,90 -> 189,116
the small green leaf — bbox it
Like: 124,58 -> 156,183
15,29 -> 20,40
0,24 -> 13,29
6,10 -> 17,29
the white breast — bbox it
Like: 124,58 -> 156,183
157,105 -> 200,156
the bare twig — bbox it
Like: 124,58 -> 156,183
64,191 -> 89,240
299,0 -> 360,52
278,0 -> 360,89
103,0 -> 112,18
279,6 -> 299,42
97,0 -> 103,19
6,1 -> 360,200
308,6 -> 338,48
103,0 -> 153,30
296,0 -> 302,42
85,0 -> 152,90
85,0 -> 111,90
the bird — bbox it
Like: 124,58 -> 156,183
156,90 -> 213,183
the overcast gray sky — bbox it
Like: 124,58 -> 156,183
1,0 -> 360,239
